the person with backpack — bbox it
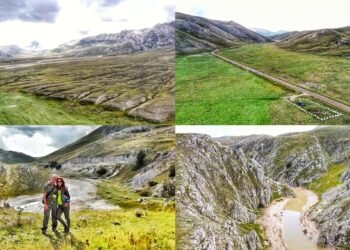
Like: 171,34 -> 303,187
56,177 -> 71,233
41,174 -> 59,234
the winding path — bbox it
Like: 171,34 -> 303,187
5,178 -> 118,213
211,51 -> 350,114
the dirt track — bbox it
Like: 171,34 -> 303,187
5,178 -> 118,213
211,51 -> 350,114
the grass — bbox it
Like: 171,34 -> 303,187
0,92 -> 146,125
306,164 -> 346,195
0,207 -> 175,250
0,48 -> 174,124
176,53 -> 349,124
238,223 -> 265,247
219,44 -> 350,106
97,180 -> 175,211
176,53 -> 288,124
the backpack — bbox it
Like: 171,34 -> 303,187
42,185 -> 56,204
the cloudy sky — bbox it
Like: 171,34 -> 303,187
0,0 -> 174,49
177,0 -> 350,32
0,126 -> 98,157
176,126 -> 318,137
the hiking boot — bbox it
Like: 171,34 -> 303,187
64,227 -> 69,234
52,228 -> 58,233
41,228 -> 47,235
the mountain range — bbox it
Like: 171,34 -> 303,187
0,148 -> 36,164
175,12 -> 350,57
0,22 -> 175,58
177,127 -> 350,249
175,12 -> 272,54
277,26 -> 350,56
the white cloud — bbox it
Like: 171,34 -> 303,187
2,133 -> 56,157
0,0 -> 174,49
176,125 -> 318,137
176,0 -> 350,32
0,126 -> 98,157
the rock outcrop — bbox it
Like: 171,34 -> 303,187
177,127 -> 350,249
175,12 -> 272,54
52,23 -> 175,57
177,134 -> 288,250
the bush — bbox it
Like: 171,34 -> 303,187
140,191 -> 150,197
133,150 -> 146,171
96,167 -> 107,177
148,181 -> 158,187
135,209 -> 144,218
169,165 -> 175,177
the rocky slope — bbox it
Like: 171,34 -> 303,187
277,26 -> 350,56
175,12 -> 272,54
308,168 -> 350,247
39,126 -> 175,197
0,164 -> 48,198
177,134 -> 290,250
177,127 -> 350,249
220,127 -> 350,187
51,23 -> 175,57
0,149 -> 36,164
270,31 -> 298,41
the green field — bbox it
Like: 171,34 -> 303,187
0,92 -> 146,125
306,164 -> 346,195
176,53 -> 350,124
0,49 -> 174,124
219,44 -> 350,105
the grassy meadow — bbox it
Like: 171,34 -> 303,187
219,44 -> 350,105
0,92 -> 144,125
176,53 -> 350,124
0,48 -> 174,124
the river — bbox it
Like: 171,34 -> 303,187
260,187 -> 331,250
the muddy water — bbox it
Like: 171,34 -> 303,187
5,178 -> 118,213
282,188 -> 325,250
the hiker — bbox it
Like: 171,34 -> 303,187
41,174 -> 59,234
56,177 -> 71,233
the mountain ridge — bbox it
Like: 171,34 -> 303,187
175,12 -> 272,54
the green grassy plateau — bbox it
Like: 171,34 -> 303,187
176,53 -> 350,124
219,44 -> 350,105
0,92 -> 143,125
0,48 -> 174,124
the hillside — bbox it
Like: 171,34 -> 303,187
39,125 -> 175,197
277,26 -> 350,56
177,127 -> 350,249
270,31 -> 298,41
50,23 -> 175,57
0,149 -> 36,164
175,12 -> 272,54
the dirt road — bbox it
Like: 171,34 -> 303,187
5,178 -> 118,213
211,51 -> 350,114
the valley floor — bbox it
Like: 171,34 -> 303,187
259,188 -> 322,250
0,178 -> 175,250
176,53 -> 350,124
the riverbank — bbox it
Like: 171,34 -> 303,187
259,187 -> 322,250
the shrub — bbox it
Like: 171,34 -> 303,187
169,165 -> 175,177
133,150 -> 146,171
148,181 -> 158,187
96,167 -> 107,177
140,191 -> 150,197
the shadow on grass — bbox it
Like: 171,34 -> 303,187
43,231 -> 85,250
